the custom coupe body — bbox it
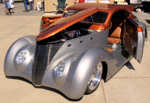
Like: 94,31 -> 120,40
4,3 -> 147,100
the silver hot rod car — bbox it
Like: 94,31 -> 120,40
4,3 -> 147,100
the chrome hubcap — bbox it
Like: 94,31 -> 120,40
88,62 -> 102,91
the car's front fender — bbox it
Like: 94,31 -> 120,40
42,48 -> 104,99
4,36 -> 36,81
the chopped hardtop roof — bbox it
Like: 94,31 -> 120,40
67,3 -> 134,12
38,3 -> 135,41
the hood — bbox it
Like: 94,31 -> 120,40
37,8 -> 98,41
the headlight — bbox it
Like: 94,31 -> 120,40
53,61 -> 65,78
53,57 -> 73,85
14,48 -> 33,72
15,49 -> 30,65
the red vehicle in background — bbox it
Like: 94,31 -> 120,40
79,0 -> 85,3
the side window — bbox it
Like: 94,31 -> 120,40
92,12 -> 108,23
83,12 -> 108,23
84,16 -> 93,22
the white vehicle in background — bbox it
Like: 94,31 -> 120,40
129,0 -> 150,12
130,0 -> 141,4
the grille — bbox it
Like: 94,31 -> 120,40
32,42 -> 63,85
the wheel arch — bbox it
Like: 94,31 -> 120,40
101,61 -> 108,82
63,48 -> 108,99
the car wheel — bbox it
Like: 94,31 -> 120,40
86,62 -> 103,94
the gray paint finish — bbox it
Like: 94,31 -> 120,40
4,24 -> 145,99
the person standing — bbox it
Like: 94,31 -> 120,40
57,0 -> 66,10
23,0 -> 29,12
23,0 -> 33,12
57,0 -> 66,13
37,0 -> 41,11
0,0 -> 3,3
29,0 -> 33,11
4,0 -> 10,15
9,0 -> 15,14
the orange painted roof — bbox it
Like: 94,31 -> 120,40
37,8 -> 98,41
67,3 -> 134,12
37,3 -> 135,41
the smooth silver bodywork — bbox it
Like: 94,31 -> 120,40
4,22 -> 146,99
4,36 -> 36,81
133,19 -> 146,63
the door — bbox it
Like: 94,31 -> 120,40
123,19 -> 145,63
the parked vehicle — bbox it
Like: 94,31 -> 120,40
141,0 -> 150,12
4,3 -> 147,100
130,0 -> 141,4
129,0 -> 150,12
